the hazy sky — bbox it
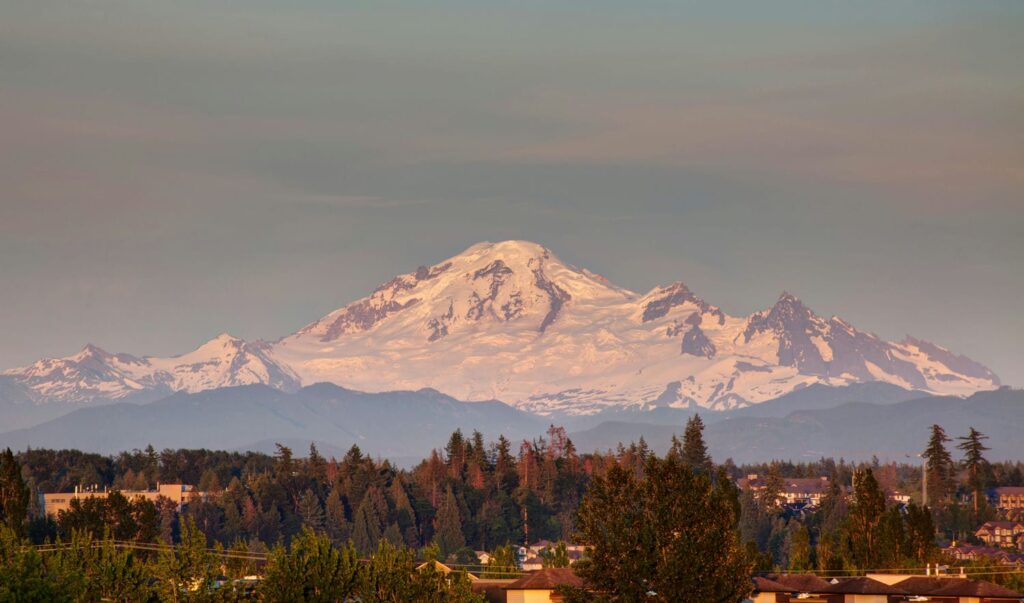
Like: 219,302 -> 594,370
1,1 -> 1022,384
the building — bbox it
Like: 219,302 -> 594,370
750,573 -> 1022,603
990,486 -> 1024,510
975,520 -> 1024,550
945,543 -> 1024,567
503,568 -> 583,603
42,483 -> 205,517
738,475 -> 833,507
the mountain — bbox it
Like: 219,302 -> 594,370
270,240 -> 998,414
2,334 -> 298,406
567,387 -> 1024,463
1,240 -> 999,418
0,384 -> 543,460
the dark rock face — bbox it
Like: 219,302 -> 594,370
533,268 -> 571,333
744,293 -> 829,376
321,298 -> 419,341
467,260 -> 515,321
643,282 -> 725,324
680,314 -> 716,358
643,283 -> 697,322
741,293 -> 949,390
427,301 -> 455,342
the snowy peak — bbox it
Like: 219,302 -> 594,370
290,240 -> 633,346
1,240 -> 1000,413
4,333 -> 299,405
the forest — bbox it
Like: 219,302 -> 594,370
1,419 -> 1023,600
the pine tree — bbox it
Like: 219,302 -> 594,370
759,463 -> 784,511
569,457 -> 751,602
352,497 -> 382,555
0,449 -> 29,537
847,467 -> 887,569
260,527 -> 360,602
923,425 -> 955,508
325,487 -> 351,546
298,489 -> 326,534
541,541 -> 570,568
957,427 -> 991,513
433,487 -> 465,559
786,522 -> 811,571
682,415 -> 713,473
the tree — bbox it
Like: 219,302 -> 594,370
0,525 -> 76,601
682,415 -> 713,474
758,463 -> 784,511
923,424 -> 955,508
259,527 -> 360,602
958,427 -> 991,513
482,544 -> 520,578
0,448 -> 29,536
433,487 -> 465,559
903,503 -> 937,563
541,541 -> 570,568
151,516 -> 217,603
846,467 -> 887,569
567,457 -> 751,602
352,497 -> 382,555
786,522 -> 811,571
298,489 -> 326,534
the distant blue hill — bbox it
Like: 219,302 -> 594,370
568,387 -> 1023,463
0,383 -> 544,460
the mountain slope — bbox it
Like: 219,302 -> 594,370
0,384 -> 543,458
1,240 -> 999,417
271,240 -> 998,414
2,334 -> 299,406
568,387 -> 1024,463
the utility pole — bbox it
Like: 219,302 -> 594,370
920,453 -> 928,507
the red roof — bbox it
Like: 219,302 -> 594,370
825,577 -> 906,595
505,568 -> 584,590
895,576 -> 1022,599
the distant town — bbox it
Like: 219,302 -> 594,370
2,418 -> 1023,601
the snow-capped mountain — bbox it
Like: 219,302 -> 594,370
3,334 -> 298,405
2,240 -> 999,415
271,240 -> 998,414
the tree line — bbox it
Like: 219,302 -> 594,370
1,419 -> 1023,600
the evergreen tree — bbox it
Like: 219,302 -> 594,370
433,487 -> 465,558
0,448 -> 29,537
786,522 -> 811,571
682,415 -> 712,473
298,489 -> 326,534
541,541 -> 570,568
482,544 -> 519,578
846,467 -> 887,569
923,424 -> 954,508
325,487 -> 351,546
567,457 -> 751,603
957,427 -> 991,513
352,497 -> 382,555
758,463 -> 784,511
152,516 -> 217,603
259,527 -> 360,603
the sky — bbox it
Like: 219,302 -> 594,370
0,1 -> 1022,385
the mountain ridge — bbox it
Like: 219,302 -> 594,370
1,240 -> 999,416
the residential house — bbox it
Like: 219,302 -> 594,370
749,573 -> 1022,603
975,520 -> 1024,550
503,568 -> 583,603
990,486 -> 1024,511
738,475 -> 833,508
